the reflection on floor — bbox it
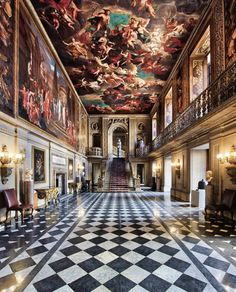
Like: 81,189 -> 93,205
0,192 -> 236,292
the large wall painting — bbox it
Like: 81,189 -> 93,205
0,0 -> 14,115
19,7 -> 77,147
225,0 -> 236,66
31,0 -> 208,114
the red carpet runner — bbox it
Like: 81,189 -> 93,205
109,158 -> 129,192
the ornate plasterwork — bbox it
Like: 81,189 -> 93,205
108,118 -> 129,129
211,0 -> 225,78
137,122 -> 145,131
90,122 -> 99,131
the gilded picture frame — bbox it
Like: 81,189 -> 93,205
33,146 -> 46,183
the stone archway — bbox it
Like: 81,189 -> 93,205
108,122 -> 128,159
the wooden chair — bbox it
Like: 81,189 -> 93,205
3,189 -> 33,223
205,189 -> 236,220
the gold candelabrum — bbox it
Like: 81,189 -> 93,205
217,145 -> 236,184
0,145 -> 25,184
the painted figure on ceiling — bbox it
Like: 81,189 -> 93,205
31,0 -> 208,114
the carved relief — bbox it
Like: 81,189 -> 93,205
176,69 -> 184,116
90,122 -> 99,131
137,122 -> 145,131
108,118 -> 129,129
224,0 -> 236,67
211,0 -> 225,78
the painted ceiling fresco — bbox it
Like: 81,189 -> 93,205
31,0 -> 208,114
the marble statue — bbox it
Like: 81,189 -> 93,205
24,168 -> 33,181
206,170 -> 213,185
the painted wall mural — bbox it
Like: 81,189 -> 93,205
31,0 -> 208,114
225,0 -> 236,66
19,7 -> 77,147
0,0 -> 14,115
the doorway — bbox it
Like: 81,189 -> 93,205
164,156 -> 172,192
190,143 -> 209,208
137,164 -> 145,184
112,127 -> 128,158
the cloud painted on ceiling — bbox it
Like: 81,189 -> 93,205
31,0 -> 208,114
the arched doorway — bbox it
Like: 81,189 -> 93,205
108,123 -> 128,159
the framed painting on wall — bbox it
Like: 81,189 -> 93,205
0,0 -> 15,116
18,4 -> 77,148
33,147 -> 46,183
225,0 -> 236,66
68,158 -> 73,181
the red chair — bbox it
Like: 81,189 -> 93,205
3,189 -> 33,223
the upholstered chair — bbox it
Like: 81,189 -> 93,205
3,189 -> 33,223
205,189 -> 236,221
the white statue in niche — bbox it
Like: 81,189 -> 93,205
24,168 -> 33,181
206,170 -> 213,185
117,138 -> 122,157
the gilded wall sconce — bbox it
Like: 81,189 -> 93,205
217,145 -> 236,184
172,159 -> 181,179
0,145 -> 25,184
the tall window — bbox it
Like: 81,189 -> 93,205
164,88 -> 173,128
190,26 -> 211,102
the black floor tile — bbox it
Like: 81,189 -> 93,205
34,274 -> 66,292
69,274 -> 100,292
134,246 -> 154,256
109,246 -> 130,256
222,273 -> 236,289
90,237 -> 107,245
174,274 -> 207,292
60,245 -> 81,256
153,236 -> 171,245
107,258 -> 132,273
204,257 -> 230,272
165,257 -> 190,273
68,237 -> 86,245
49,258 -> 75,273
104,274 -> 136,292
85,246 -> 106,256
79,258 -> 103,273
136,258 -> 161,272
158,245 -> 179,256
140,274 -> 171,292
39,237 -> 57,245
191,245 -> 213,256
26,246 -> 48,257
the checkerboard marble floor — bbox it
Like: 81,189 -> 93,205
0,192 -> 236,292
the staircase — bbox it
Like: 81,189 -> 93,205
109,158 -> 129,192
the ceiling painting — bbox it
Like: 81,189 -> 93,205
31,0 -> 208,114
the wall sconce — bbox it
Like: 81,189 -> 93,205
217,145 -> 236,164
172,159 -> 181,179
78,164 -> 85,174
217,145 -> 236,184
154,165 -> 161,178
0,145 -> 25,184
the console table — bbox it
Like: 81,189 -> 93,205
35,188 -> 59,208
